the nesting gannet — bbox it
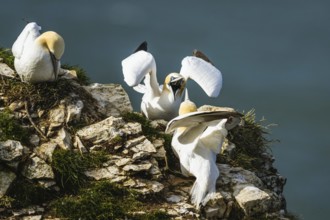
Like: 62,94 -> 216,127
165,92 -> 242,208
121,42 -> 222,121
12,22 -> 65,83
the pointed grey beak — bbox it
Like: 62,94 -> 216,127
49,52 -> 59,80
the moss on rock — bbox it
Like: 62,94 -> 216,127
49,180 -> 170,220
51,149 -> 109,193
0,109 -> 28,143
0,48 -> 14,69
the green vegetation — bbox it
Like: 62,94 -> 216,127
51,149 -> 109,193
0,109 -> 28,143
61,64 -> 91,85
0,196 -> 14,209
6,178 -> 53,207
222,109 -> 273,171
0,48 -> 14,69
49,180 -> 170,220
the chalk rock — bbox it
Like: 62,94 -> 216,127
48,102 -> 66,135
8,101 -> 25,111
152,138 -> 166,159
0,168 -> 16,197
204,192 -> 227,219
21,215 -> 42,220
29,134 -> 40,147
84,83 -> 133,117
73,135 -> 88,153
85,166 -> 124,181
0,62 -> 15,78
234,185 -> 272,216
166,194 -> 183,203
217,164 -> 264,188
76,116 -> 141,147
12,206 -> 44,218
124,178 -> 164,194
22,156 -> 54,179
34,142 -> 58,163
66,99 -> 84,123
0,140 -> 26,162
54,128 -> 72,150
123,162 -> 152,172
128,137 -> 156,154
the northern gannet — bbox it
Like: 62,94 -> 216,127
12,22 -> 65,83
121,42 -> 222,121
165,92 -> 242,208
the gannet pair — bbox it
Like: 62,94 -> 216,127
165,93 -> 242,208
121,42 -> 223,121
12,22 -> 65,83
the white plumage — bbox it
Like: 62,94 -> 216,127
121,43 -> 222,121
12,22 -> 65,83
166,95 -> 242,208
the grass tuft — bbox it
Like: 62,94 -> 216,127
0,109 -> 28,143
0,48 -> 14,69
222,109 -> 273,171
51,149 -> 109,193
49,180 -> 170,220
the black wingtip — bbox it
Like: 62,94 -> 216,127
193,49 -> 213,65
134,41 -> 148,53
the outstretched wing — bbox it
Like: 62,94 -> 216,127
180,56 -> 222,97
121,50 -> 156,87
165,110 -> 242,133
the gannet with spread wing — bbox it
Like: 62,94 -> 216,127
165,92 -> 242,208
12,22 -> 65,83
121,42 -> 222,121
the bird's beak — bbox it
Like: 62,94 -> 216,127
169,76 -> 185,100
49,51 -> 59,80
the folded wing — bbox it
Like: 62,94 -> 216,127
12,22 -> 41,59
180,56 -> 222,97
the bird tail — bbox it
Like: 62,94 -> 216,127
190,161 -> 219,208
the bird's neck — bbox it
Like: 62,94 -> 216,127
148,70 -> 161,97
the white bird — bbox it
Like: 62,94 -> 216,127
12,22 -> 65,83
166,92 -> 242,208
121,42 -> 222,121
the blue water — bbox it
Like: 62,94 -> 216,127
1,1 -> 330,219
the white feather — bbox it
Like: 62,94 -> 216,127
180,56 -> 222,97
12,22 -> 63,83
171,117 -> 229,208
12,22 -> 41,59
121,50 -> 156,87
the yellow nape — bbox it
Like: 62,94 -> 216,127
36,31 -> 65,59
179,100 -> 197,115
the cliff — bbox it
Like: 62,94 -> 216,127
0,49 -> 288,220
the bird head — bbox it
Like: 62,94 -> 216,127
164,73 -> 186,100
36,31 -> 65,60
179,89 -> 197,115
